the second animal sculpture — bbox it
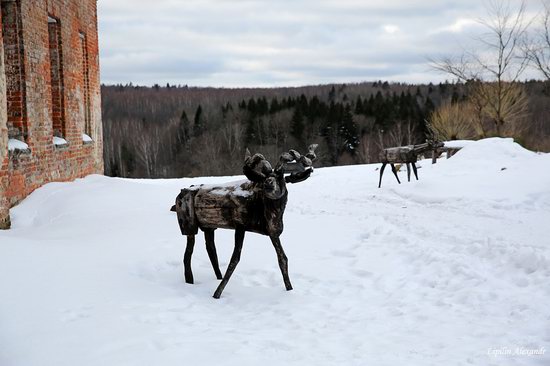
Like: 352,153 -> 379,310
378,141 -> 444,188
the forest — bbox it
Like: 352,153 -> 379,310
101,80 -> 550,178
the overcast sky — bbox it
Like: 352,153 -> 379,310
97,0 -> 540,87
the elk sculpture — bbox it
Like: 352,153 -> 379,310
172,145 -> 317,298
378,141 -> 444,188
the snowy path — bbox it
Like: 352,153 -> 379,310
1,138 -> 549,365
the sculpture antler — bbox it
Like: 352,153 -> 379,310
243,144 -> 318,184
276,144 -> 318,183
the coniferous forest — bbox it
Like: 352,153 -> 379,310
101,81 -> 550,178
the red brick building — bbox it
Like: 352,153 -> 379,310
0,0 -> 103,229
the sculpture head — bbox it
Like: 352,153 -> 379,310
429,140 -> 445,149
243,144 -> 318,200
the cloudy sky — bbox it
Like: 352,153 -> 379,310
97,0 -> 540,87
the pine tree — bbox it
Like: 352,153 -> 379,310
245,115 -> 257,145
424,97 -> 435,115
308,96 -> 321,119
328,86 -> 336,102
320,101 -> 338,164
340,104 -> 359,153
193,105 -> 204,136
355,96 -> 363,114
121,144 -> 135,176
291,107 -> 305,141
177,109 -> 190,148
269,98 -> 280,114
247,98 -> 257,115
364,95 -> 374,116
257,97 -> 269,115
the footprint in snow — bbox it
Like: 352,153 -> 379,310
60,307 -> 92,323
359,232 -> 370,241
350,269 -> 373,278
331,250 -> 356,258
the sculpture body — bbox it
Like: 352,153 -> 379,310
378,141 -> 444,188
173,145 -> 317,298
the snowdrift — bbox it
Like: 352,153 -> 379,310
1,138 -> 549,366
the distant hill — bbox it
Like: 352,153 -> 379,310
101,80 -> 550,178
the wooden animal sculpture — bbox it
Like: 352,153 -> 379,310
378,141 -> 444,188
172,145 -> 317,298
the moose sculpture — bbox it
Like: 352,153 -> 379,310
172,145 -> 317,298
378,141 -> 444,188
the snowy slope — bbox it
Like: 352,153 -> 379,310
1,138 -> 549,366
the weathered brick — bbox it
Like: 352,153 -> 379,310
0,0 -> 103,229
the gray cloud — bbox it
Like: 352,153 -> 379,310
98,0 -> 538,87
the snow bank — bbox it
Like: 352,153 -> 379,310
0,138 -> 548,366
443,139 -> 475,149
391,138 -> 550,205
450,137 -> 534,160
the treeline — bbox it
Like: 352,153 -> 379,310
101,80 -> 550,178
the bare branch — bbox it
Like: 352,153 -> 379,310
526,0 -> 550,80
431,0 -> 533,137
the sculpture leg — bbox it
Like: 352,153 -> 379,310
184,235 -> 195,284
204,229 -> 223,280
378,163 -> 387,188
412,162 -> 419,180
270,236 -> 293,291
406,163 -> 411,182
391,164 -> 401,184
213,227 -> 245,299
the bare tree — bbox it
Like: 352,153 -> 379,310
357,133 -> 376,164
388,122 -> 406,147
467,83 -> 490,137
200,132 -> 224,176
432,0 -> 532,136
135,124 -> 162,177
219,109 -> 245,172
527,1 -> 550,80
405,119 -> 416,145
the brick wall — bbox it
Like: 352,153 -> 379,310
0,0 -> 103,230
0,40 -> 8,228
1,0 -> 27,140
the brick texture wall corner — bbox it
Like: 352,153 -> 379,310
0,13 -> 9,230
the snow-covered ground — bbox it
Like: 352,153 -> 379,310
1,138 -> 549,366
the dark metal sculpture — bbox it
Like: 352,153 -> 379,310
378,141 -> 444,188
172,145 -> 317,298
